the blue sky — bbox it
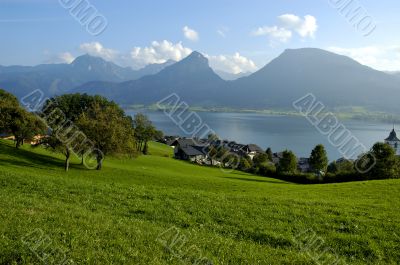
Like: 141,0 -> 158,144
1,0 -> 400,73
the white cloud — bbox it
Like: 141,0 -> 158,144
57,40 -> 259,73
79,42 -> 118,61
130,40 -> 193,69
183,26 -> 199,42
43,51 -> 75,64
327,46 -> 400,71
130,40 -> 257,74
278,14 -> 317,38
252,26 -> 292,43
58,52 -> 75,63
207,52 -> 258,74
252,14 -> 317,45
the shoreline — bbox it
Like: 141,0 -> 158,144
123,105 -> 400,123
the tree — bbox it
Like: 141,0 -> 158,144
41,94 -> 121,171
222,153 -> 239,168
0,89 -> 19,132
216,146 -> 230,159
208,145 -> 218,158
10,109 -> 46,148
309,144 -> 328,173
0,89 -> 45,148
277,150 -> 297,174
77,102 -> 136,170
133,113 -> 157,154
327,161 -> 339,174
0,89 -> 18,105
266,147 -> 273,162
143,141 -> 149,155
207,133 -> 219,142
368,142 -> 399,179
258,163 -> 276,176
253,153 -> 268,167
207,146 -> 218,165
42,93 -> 115,122
153,129 -> 164,142
239,157 -> 252,172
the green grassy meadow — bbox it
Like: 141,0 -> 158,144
0,139 -> 400,264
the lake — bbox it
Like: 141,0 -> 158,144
126,110 -> 394,161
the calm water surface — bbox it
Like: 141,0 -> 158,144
127,110 -> 393,160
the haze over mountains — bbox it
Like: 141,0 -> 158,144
0,55 -> 176,99
2,48 -> 400,113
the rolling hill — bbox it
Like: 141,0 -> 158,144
1,139 -> 400,264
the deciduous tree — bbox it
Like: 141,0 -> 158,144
309,144 -> 328,173
77,102 -> 136,170
277,150 -> 297,174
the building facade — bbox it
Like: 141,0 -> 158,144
384,128 -> 400,155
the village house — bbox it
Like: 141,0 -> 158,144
0,133 -> 14,141
30,135 -> 46,146
298,157 -> 311,173
171,136 -> 265,165
0,133 -> 46,146
159,136 -> 180,148
210,140 -> 263,159
174,138 -> 208,163
242,144 -> 264,159
271,152 -> 284,165
272,152 -> 311,173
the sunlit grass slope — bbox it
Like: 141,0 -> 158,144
0,139 -> 399,264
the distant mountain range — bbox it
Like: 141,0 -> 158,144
0,54 -> 175,98
2,48 -> 400,113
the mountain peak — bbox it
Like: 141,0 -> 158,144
281,48 -> 340,57
280,48 -> 358,62
150,50 -> 222,83
188,51 -> 205,58
258,47 -> 364,73
71,54 -> 107,66
183,51 -> 208,64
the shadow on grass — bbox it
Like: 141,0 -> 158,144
0,141 -> 83,171
222,175 -> 289,185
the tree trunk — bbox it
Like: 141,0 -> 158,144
64,148 -> 70,171
81,155 -> 84,165
96,153 -> 103,170
143,141 -> 148,155
15,139 -> 22,149
139,141 -> 143,152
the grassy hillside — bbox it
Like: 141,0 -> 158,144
0,139 -> 399,264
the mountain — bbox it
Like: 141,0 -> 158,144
386,71 -> 400,81
215,70 -> 251,81
228,48 -> 400,112
74,51 -> 226,106
75,48 -> 400,113
3,48 -> 400,113
0,55 -> 173,98
134,60 -> 176,78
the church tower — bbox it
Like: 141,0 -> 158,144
384,127 -> 400,155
